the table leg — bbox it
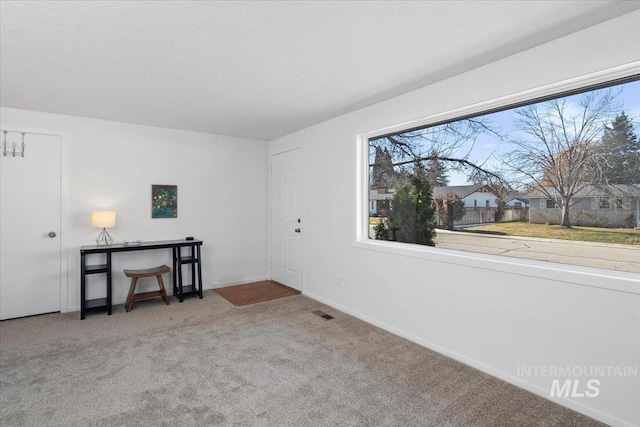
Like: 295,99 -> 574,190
80,253 -> 86,320
106,252 -> 112,315
172,247 -> 178,296
177,246 -> 184,302
197,245 -> 203,299
190,245 -> 197,297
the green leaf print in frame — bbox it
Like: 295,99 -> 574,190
151,184 -> 177,218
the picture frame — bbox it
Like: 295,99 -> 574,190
151,184 -> 178,218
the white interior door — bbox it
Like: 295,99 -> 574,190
271,148 -> 302,291
1,132 -> 61,320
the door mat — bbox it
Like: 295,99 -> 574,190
214,280 -> 300,306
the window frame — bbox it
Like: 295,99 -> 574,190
355,63 -> 640,295
598,198 -> 612,210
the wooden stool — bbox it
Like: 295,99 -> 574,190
124,265 -> 171,312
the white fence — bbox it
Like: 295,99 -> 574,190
437,207 -> 528,226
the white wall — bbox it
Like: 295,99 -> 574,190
464,191 -> 496,208
0,107 -> 269,311
269,11 -> 640,427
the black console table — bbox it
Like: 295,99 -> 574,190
80,239 -> 203,320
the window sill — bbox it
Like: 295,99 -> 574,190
353,239 -> 640,295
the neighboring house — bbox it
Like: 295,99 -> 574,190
506,198 -> 529,208
433,184 -> 493,208
369,187 -> 394,217
370,184 -> 529,225
433,184 -> 497,225
433,185 -> 528,225
369,185 -> 488,218
524,184 -> 640,228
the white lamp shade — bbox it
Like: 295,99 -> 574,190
91,211 -> 116,228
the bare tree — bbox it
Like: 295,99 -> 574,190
369,117 -> 504,186
433,190 -> 465,230
469,168 -> 517,221
504,88 -> 620,227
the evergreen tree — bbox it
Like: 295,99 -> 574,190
424,151 -> 449,187
387,162 -> 436,246
601,112 -> 640,184
370,147 -> 397,189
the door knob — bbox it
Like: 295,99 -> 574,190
48,231 -> 57,238
294,228 -> 301,233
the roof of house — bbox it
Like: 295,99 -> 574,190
523,184 -> 640,199
369,189 -> 395,201
432,184 -> 485,199
371,184 -> 489,200
507,197 -> 529,204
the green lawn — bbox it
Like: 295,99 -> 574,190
464,222 -> 640,245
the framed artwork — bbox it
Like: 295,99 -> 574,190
151,184 -> 178,218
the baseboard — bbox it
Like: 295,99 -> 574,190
302,290 -> 634,427
65,277 -> 270,314
66,304 -> 80,313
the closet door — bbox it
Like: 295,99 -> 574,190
1,132 -> 61,320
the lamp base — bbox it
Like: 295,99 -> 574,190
96,228 -> 113,246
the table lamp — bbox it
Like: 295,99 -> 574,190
92,210 -> 116,246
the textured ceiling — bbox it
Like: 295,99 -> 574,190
1,1 -> 639,140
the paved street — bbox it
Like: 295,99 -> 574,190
435,230 -> 640,273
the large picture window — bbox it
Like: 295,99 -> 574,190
367,76 -> 640,274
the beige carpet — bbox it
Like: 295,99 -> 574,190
0,291 -> 603,426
